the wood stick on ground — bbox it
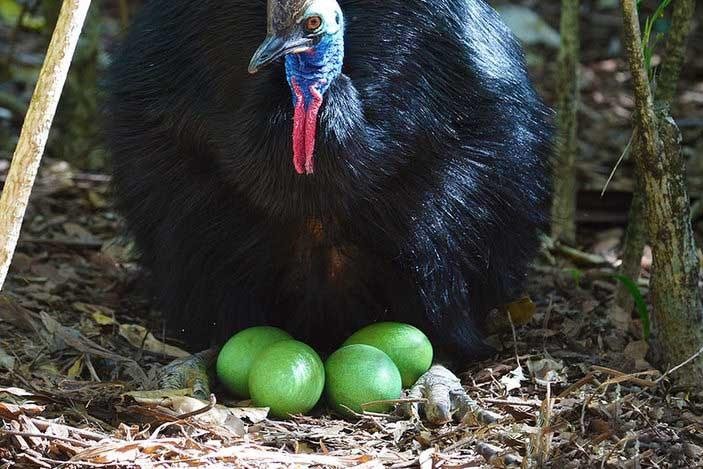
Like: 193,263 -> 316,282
0,0 -> 92,292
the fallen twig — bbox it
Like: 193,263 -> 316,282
655,344 -> 703,384
591,366 -> 658,388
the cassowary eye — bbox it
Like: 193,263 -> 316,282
305,16 -> 323,33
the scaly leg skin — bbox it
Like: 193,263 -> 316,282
401,365 -> 503,425
156,349 -> 218,400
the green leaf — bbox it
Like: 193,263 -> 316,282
0,0 -> 45,30
641,0 -> 673,79
612,274 -> 650,339
569,268 -> 584,288
0,0 -> 22,24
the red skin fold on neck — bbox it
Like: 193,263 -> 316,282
304,86 -> 324,174
290,77 -> 325,175
291,78 -> 307,174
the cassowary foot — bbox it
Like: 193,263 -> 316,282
156,349 -> 218,400
400,365 -> 503,425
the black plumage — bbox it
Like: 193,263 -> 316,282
105,0 -> 552,359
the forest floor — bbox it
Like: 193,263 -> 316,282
1,0 -> 703,468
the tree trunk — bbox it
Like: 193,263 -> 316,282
655,0 -> 694,107
0,0 -> 92,291
551,0 -> 580,245
615,0 -> 697,316
620,0 -> 703,386
614,172 -> 646,323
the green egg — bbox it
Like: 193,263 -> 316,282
343,322 -> 433,388
249,340 -> 325,418
216,326 -> 292,398
325,344 -> 402,415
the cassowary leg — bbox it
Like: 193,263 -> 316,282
400,365 -> 502,425
156,349 -> 218,400
402,315 -> 502,423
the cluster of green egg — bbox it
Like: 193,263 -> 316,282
216,322 -> 433,418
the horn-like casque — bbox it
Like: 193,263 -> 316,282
268,0 -> 311,33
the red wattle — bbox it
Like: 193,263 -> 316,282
291,79 -> 306,175
290,78 -> 325,175
304,86 -> 324,175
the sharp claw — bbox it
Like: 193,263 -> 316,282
451,388 -> 504,426
398,365 -> 504,425
401,382 -> 424,421
425,397 -> 452,424
449,389 -> 474,423
423,365 -> 462,424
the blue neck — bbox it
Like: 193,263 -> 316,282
285,33 -> 344,106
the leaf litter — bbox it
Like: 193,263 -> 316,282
2,1 -> 703,466
0,157 -> 700,468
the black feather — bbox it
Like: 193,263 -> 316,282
104,0 -> 553,359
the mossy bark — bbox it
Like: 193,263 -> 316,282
616,0 -> 698,316
620,0 -> 703,386
551,0 -> 580,245
655,0 -> 693,107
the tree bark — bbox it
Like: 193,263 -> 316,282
551,0 -> 580,245
614,173 -> 646,323
656,0 -> 694,107
0,0 -> 92,291
620,0 -> 703,386
615,0 -> 697,317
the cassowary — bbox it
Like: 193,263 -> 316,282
105,0 -> 552,420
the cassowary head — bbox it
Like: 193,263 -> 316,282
249,0 -> 345,175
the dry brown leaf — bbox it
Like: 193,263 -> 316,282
9,253 -> 32,273
101,240 -> 138,263
0,345 -> 15,371
67,356 -> 84,379
87,190 -> 108,208
0,295 -> 41,333
229,407 -> 270,424
129,394 -> 252,436
527,357 -> 567,385
91,311 -> 118,326
0,387 -> 34,397
73,302 -> 116,322
39,312 -> 147,383
500,366 -> 526,392
0,401 -> 46,419
561,317 -> 585,338
118,323 -> 189,358
62,222 -> 98,242
506,296 -> 537,325
589,417 -> 614,436
73,443 -> 142,464
624,340 -> 649,361
30,263 -> 66,284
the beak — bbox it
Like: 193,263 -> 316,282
248,34 -> 312,74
